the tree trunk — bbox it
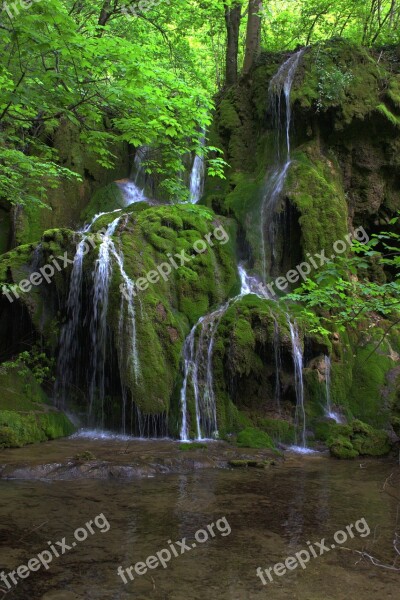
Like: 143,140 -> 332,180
98,0 -> 111,27
243,0 -> 263,75
224,2 -> 242,86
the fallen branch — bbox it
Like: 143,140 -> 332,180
338,545 -> 400,571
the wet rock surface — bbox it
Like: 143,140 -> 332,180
0,436 -> 284,480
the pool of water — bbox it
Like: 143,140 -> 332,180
0,451 -> 399,599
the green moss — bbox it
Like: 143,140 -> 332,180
0,409 -> 75,448
350,420 -> 391,456
103,203 -> 238,417
219,99 -> 241,130
329,435 -> 359,459
178,442 -> 207,451
14,202 -> 51,246
0,365 -> 49,410
0,363 -> 75,448
291,40 -> 386,125
236,427 -> 274,449
349,337 -> 394,426
327,419 -> 391,459
0,208 -> 10,254
37,412 -> 76,440
387,76 -> 400,109
81,183 -> 126,223
74,451 -> 96,462
257,417 -> 295,444
376,103 -> 400,128
286,144 -> 349,257
313,420 -> 352,442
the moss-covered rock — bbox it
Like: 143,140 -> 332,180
178,442 -> 207,451
0,363 -> 75,448
327,419 -> 391,459
80,183 -> 126,223
78,203 -> 239,422
13,121 -> 130,246
286,143 -> 349,257
236,427 -> 275,449
0,410 -> 75,448
329,435 -> 359,459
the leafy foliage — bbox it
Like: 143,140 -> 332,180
1,1 -> 399,207
2,346 -> 55,385
286,216 -> 400,334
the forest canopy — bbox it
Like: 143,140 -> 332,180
1,0 -> 400,203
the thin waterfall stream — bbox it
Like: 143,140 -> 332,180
260,49 -> 305,282
188,134 -> 205,204
88,216 -> 121,424
287,317 -> 307,450
324,355 -> 342,423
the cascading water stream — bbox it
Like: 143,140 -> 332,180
109,242 -> 141,432
287,317 -> 306,449
180,51 -> 310,446
261,50 -> 313,449
117,146 -> 149,205
188,134 -> 205,204
56,206 -> 141,432
260,49 -> 305,282
88,217 -> 121,423
88,215 -> 143,428
180,265 -> 272,441
324,355 -> 342,423
55,210 -> 120,407
324,355 -> 332,415
179,302 -> 230,441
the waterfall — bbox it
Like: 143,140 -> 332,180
119,181 -> 147,205
188,135 -> 205,204
269,49 -> 305,160
324,355 -> 342,423
110,244 -> 141,383
238,263 -> 271,298
133,146 -> 148,185
179,302 -> 229,441
324,355 -> 332,415
55,211 -> 119,407
88,217 -> 121,423
179,51 -> 311,445
117,146 -> 148,205
287,317 -> 307,449
88,216 -> 142,427
180,265 -> 272,440
55,203 -> 142,432
260,49 -> 305,282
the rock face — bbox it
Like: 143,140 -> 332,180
3,121 -> 130,251
0,40 -> 399,453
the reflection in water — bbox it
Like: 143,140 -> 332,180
0,457 -> 399,599
284,465 -> 307,548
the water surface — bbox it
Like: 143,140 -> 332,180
0,451 -> 399,599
